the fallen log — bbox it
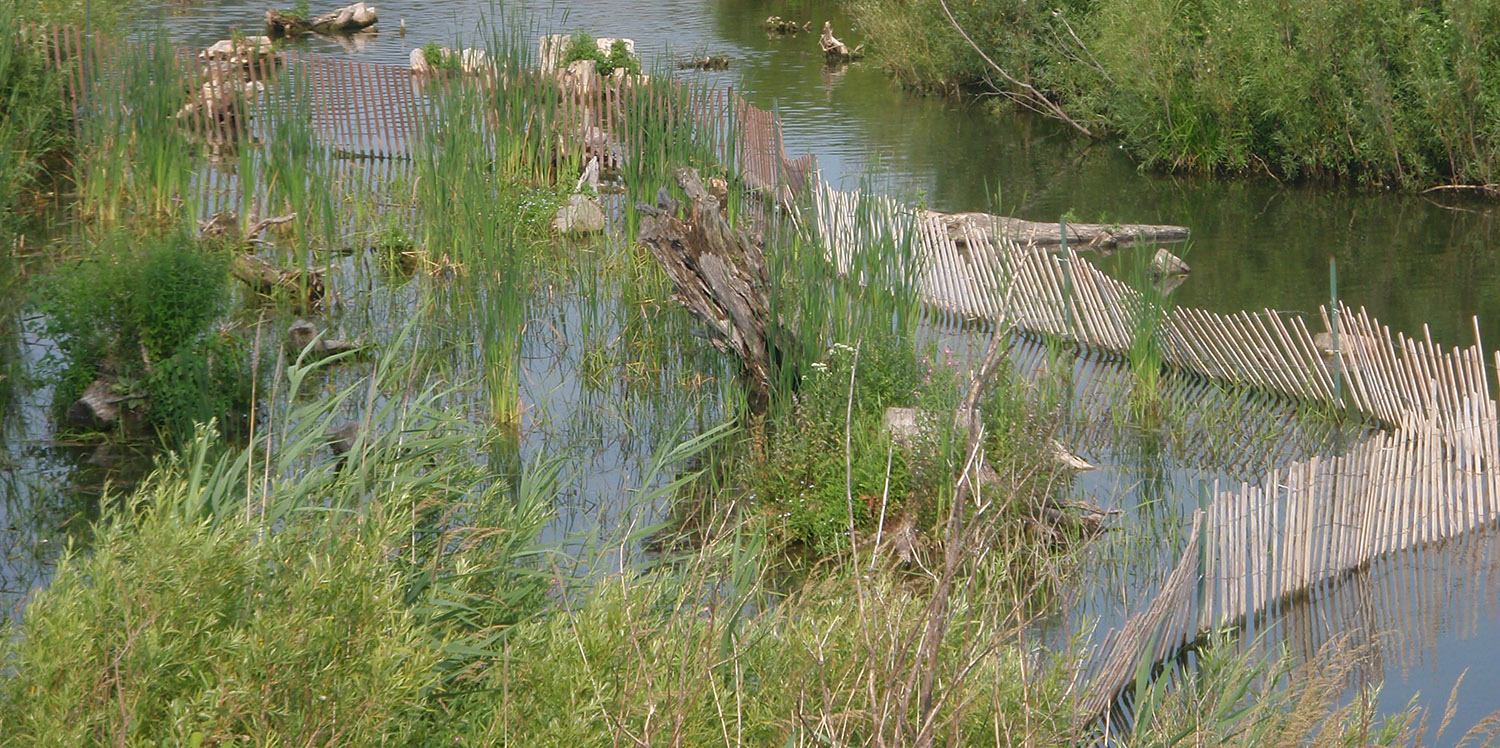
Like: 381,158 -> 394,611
678,55 -> 729,71
266,2 -> 377,36
637,167 -> 777,415
926,209 -> 1189,250
199,36 -> 278,66
233,253 -> 324,308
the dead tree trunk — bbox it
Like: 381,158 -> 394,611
637,167 -> 777,415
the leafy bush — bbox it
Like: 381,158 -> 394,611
0,500 -> 441,746
851,0 -> 1500,188
37,232 -> 249,439
563,33 -> 642,77
757,333 -> 932,552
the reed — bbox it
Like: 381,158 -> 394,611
76,31 -> 194,229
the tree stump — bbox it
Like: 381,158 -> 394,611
819,22 -> 864,62
637,167 -> 777,415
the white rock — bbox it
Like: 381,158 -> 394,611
553,193 -> 607,236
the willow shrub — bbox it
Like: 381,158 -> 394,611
37,231 -> 248,440
852,0 -> 1500,188
0,494 -> 442,746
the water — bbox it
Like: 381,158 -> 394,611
7,0 -> 1500,735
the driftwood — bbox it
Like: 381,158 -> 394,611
176,76 -> 263,131
925,209 -> 1189,250
678,55 -> 729,71
764,16 -> 811,35
288,320 -> 362,362
266,2 -> 377,36
198,211 -> 296,245
819,22 -> 864,62
637,167 -> 776,414
233,253 -> 325,308
408,46 -> 492,76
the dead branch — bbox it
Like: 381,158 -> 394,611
935,0 -> 1093,138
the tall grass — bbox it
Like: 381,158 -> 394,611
75,30 -> 194,229
0,4 -> 72,236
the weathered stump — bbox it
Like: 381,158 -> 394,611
819,22 -> 864,62
637,167 -> 777,414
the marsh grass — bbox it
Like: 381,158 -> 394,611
0,6 -> 72,236
76,32 -> 194,229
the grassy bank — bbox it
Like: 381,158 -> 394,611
850,0 -> 1500,190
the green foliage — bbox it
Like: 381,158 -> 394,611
436,550 -> 1081,746
757,333 -> 931,553
851,0 -> 1500,188
37,232 -> 247,439
0,493 -> 443,746
286,0 -> 311,22
421,41 -> 463,73
563,33 -> 642,77
0,4 -> 72,235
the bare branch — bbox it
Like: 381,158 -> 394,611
936,0 -> 1094,137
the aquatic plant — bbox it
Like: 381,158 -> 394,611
562,33 -> 642,77
75,30 -> 195,229
36,231 -> 248,440
0,5 -> 72,237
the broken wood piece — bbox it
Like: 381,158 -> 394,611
288,319 -> 363,360
1149,248 -> 1190,277
176,77 -> 264,130
408,45 -> 492,76
266,2 -> 377,36
233,253 -> 324,308
819,22 -> 864,62
636,167 -> 777,415
198,212 -> 297,244
678,55 -> 729,71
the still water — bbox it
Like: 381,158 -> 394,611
10,0 -> 1500,734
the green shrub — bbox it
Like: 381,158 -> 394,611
0,487 -> 442,745
757,333 -> 932,553
563,33 -> 642,77
37,232 -> 249,439
850,0 -> 1500,188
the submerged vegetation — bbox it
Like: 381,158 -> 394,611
0,7 -> 1491,746
850,0 -> 1500,189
